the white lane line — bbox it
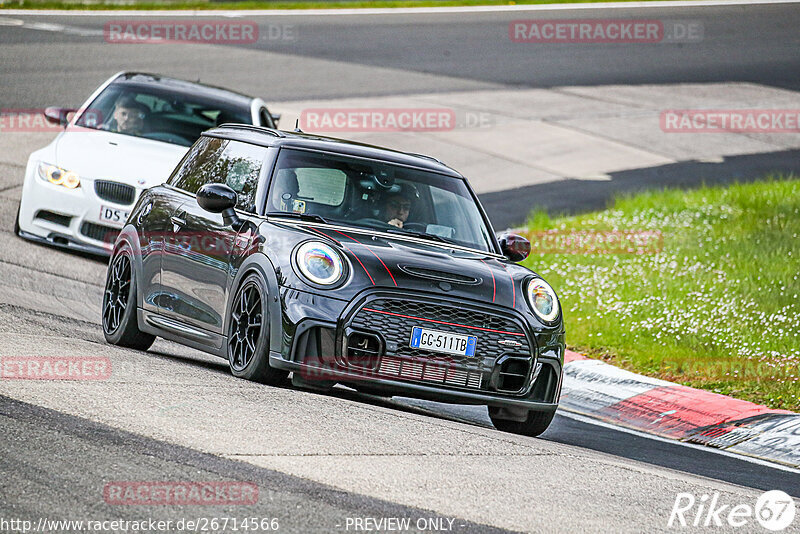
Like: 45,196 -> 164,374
14,20 -> 104,36
0,17 -> 25,25
557,409 -> 800,474
2,0 -> 799,16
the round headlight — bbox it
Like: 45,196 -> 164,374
37,162 -> 80,189
45,164 -> 63,185
525,278 -> 560,323
62,170 -> 80,189
295,241 -> 344,286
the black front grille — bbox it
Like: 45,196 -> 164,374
95,180 -> 135,205
346,297 -> 533,393
35,210 -> 72,227
80,221 -> 118,244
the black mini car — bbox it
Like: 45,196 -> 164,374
102,125 -> 565,436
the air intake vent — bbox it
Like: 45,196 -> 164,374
398,265 -> 481,285
344,331 -> 382,370
95,180 -> 136,205
35,210 -> 72,227
80,221 -> 118,244
492,355 -> 532,393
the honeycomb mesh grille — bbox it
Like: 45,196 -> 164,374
348,297 -> 532,392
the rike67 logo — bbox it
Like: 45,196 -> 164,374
668,490 -> 796,531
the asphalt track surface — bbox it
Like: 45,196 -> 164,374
1,3 -> 799,532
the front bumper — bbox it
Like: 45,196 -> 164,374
17,165 -> 140,256
274,287 -> 564,411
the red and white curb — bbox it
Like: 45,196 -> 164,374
560,351 -> 800,469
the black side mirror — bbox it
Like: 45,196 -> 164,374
43,107 -> 76,127
197,183 -> 242,228
498,232 -> 531,262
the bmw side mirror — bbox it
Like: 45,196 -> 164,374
43,107 -> 76,127
197,183 -> 242,228
498,232 -> 531,262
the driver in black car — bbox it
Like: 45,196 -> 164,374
104,95 -> 148,136
382,184 -> 418,229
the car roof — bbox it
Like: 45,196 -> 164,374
205,124 -> 463,178
110,72 -> 255,107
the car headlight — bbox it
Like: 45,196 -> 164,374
525,278 -> 560,323
37,162 -> 80,189
294,241 -> 344,286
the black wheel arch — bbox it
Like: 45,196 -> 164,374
113,225 -> 146,309
224,252 -> 284,355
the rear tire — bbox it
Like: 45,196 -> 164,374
489,408 -> 555,437
227,273 -> 288,386
102,245 -> 156,351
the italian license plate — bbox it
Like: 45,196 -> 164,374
99,205 -> 130,227
409,326 -> 477,357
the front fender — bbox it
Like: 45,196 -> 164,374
226,252 -> 284,355
113,224 -> 145,309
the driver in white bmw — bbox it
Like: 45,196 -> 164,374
104,95 -> 148,136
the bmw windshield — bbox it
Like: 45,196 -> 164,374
74,83 -> 253,147
267,148 -> 496,253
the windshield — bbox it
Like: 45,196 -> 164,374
74,83 -> 252,147
267,148 -> 495,253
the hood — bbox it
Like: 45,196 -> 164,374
266,222 -> 539,316
54,128 -> 188,188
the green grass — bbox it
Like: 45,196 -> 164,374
521,176 -> 800,411
0,0 -> 687,11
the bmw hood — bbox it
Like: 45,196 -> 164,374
54,128 -> 188,188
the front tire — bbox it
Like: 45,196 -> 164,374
489,408 -> 555,437
102,245 -> 156,351
227,273 -> 287,385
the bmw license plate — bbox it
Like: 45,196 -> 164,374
100,205 -> 130,228
410,326 -> 477,357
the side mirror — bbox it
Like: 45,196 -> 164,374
498,232 -> 530,262
197,183 -> 242,228
43,107 -> 76,127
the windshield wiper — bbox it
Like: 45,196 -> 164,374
266,212 -> 329,225
383,227 -> 454,245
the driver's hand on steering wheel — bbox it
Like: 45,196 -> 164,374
388,218 -> 404,228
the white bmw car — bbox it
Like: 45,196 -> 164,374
15,71 -> 279,256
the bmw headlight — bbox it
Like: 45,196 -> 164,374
294,241 -> 345,286
37,162 -> 80,189
525,278 -> 560,323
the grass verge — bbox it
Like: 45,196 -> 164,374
521,176 -> 800,411
0,0 -> 687,11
